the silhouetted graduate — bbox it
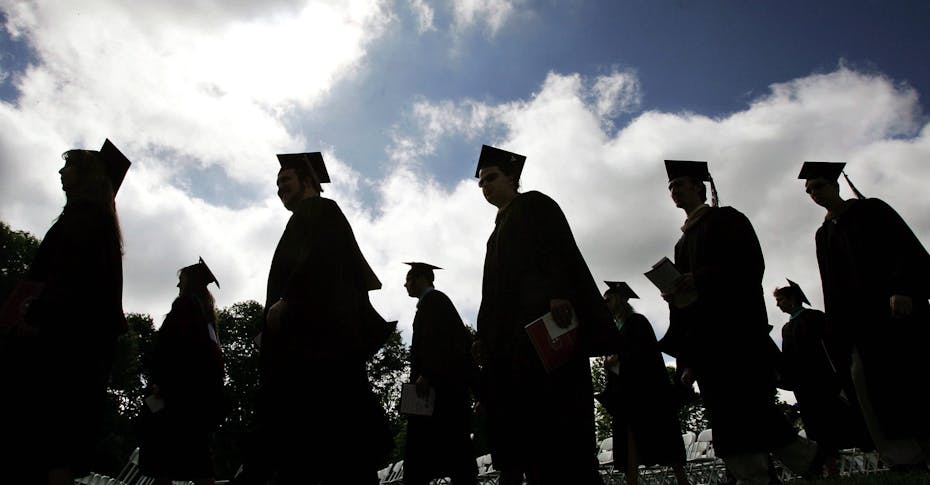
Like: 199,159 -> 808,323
402,262 -> 478,485
600,282 -> 690,485
139,258 -> 228,485
246,152 -> 392,484
660,160 -> 820,482
0,140 -> 130,484
801,161 -> 930,469
774,279 -> 871,475
474,145 -> 614,485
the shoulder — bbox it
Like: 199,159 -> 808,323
422,289 -> 454,309
855,198 -> 898,217
712,206 -> 749,222
513,191 -> 568,223
628,313 -> 654,331
799,308 -> 825,320
517,190 -> 560,210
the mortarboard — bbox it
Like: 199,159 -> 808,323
604,281 -> 639,300
62,139 -> 132,193
785,278 -> 809,306
665,160 -> 710,182
798,161 -> 845,181
798,161 -> 864,199
475,145 -> 526,179
99,139 -> 131,193
405,262 -> 442,279
183,257 -> 220,289
277,152 -> 331,185
664,159 -> 719,207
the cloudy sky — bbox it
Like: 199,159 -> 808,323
2,0 -> 929,364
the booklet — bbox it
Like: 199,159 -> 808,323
644,257 -> 697,309
524,310 -> 579,372
0,281 -> 45,328
400,382 -> 436,416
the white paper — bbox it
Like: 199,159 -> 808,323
644,257 -> 697,308
540,310 -> 579,340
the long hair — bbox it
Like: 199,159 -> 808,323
179,267 -> 217,325
62,150 -> 124,252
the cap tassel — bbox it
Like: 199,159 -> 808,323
708,175 -> 719,207
842,171 -> 865,200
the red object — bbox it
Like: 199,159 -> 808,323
524,313 -> 579,372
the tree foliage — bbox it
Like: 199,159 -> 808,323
367,327 -> 410,462
213,300 -> 264,478
590,356 -> 612,441
0,221 -> 41,302
98,313 -> 157,475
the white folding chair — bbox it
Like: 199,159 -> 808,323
476,453 -> 500,485
687,428 -> 725,484
385,459 -> 404,484
115,447 -> 142,484
596,437 -> 621,484
378,462 -> 394,483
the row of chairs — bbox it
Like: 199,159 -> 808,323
597,429 -> 725,485
77,447 -> 216,485
378,454 -> 500,484
599,428 -> 885,484
377,431 -> 719,485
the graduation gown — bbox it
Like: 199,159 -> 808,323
779,308 -> 870,452
605,313 -> 685,467
404,289 -> 477,483
815,198 -> 930,439
259,195 -> 392,474
0,200 -> 125,481
476,190 -> 613,483
139,296 -> 227,479
663,205 -> 796,456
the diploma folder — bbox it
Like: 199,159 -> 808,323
644,257 -> 697,309
0,280 -> 45,328
524,311 -> 579,372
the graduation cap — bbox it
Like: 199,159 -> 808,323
664,159 -> 718,207
62,139 -> 132,193
182,257 -> 220,289
604,281 -> 639,300
277,152 -> 330,186
404,262 -> 442,280
798,161 -> 864,199
100,139 -> 131,193
784,278 -> 809,306
475,145 -> 527,179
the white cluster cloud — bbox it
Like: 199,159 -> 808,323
407,0 -> 436,33
451,0 -> 518,35
0,0 -> 389,192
